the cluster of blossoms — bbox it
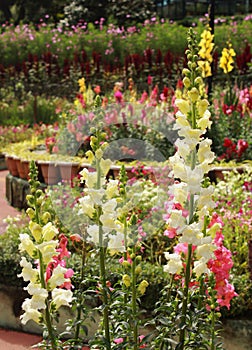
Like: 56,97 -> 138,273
207,213 -> 238,309
18,161 -> 73,330
163,28 -> 236,307
218,137 -> 249,161
219,42 -> 236,74
198,26 -> 214,77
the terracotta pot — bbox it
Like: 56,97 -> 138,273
5,155 -> 19,177
37,161 -> 61,185
208,166 -> 245,183
16,158 -> 27,180
58,162 -> 80,183
21,160 -> 30,180
110,165 -> 135,179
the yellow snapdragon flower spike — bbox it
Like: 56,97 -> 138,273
78,77 -> 86,93
198,27 -> 214,77
219,43 -> 236,74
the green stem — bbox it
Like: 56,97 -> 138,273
99,243 -> 111,349
95,150 -> 111,350
179,98 -> 197,348
179,243 -> 192,348
210,309 -> 216,350
74,240 -> 86,342
38,251 -> 57,350
131,246 -> 138,350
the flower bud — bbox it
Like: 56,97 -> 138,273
188,87 -> 199,102
42,212 -> 51,223
182,68 -> 190,77
95,148 -> 103,160
183,77 -> 191,89
195,77 -> 203,86
135,266 -> 142,275
26,208 -> 35,219
122,260 -> 131,269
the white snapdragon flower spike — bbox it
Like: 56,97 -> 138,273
163,35 -> 217,279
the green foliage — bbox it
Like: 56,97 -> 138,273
0,215 -> 28,286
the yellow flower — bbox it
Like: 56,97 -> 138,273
122,274 -> 131,287
198,60 -> 212,78
19,233 -> 36,257
219,44 -> 236,74
78,77 -> 86,93
138,280 -> 149,295
42,222 -> 58,241
29,221 -> 42,242
198,27 -> 214,78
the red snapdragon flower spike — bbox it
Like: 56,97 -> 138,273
223,137 -> 234,148
222,104 -> 236,115
147,75 -> 153,85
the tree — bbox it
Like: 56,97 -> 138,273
108,0 -> 156,27
62,0 -> 109,26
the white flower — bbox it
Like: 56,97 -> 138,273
197,110 -> 212,130
36,240 -> 58,265
108,230 -> 125,254
168,210 -> 186,232
100,214 -> 118,231
106,179 -> 119,199
19,233 -> 36,257
80,168 -> 98,188
48,265 -> 68,290
100,158 -> 112,176
86,188 -> 105,205
178,127 -> 203,149
20,299 -> 42,325
180,222 -> 203,246
87,224 -> 100,245
196,243 -> 216,260
102,198 -> 118,214
172,182 -> 188,205
78,195 -> 95,218
163,253 -> 183,274
193,258 -> 210,277
18,257 -> 38,282
175,139 -> 191,159
186,166 -> 204,194
52,289 -> 73,310
198,138 -> 215,164
197,185 -> 215,211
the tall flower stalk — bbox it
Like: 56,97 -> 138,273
18,160 -> 73,349
164,28 -> 222,349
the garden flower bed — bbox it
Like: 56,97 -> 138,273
0,21 -> 252,350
